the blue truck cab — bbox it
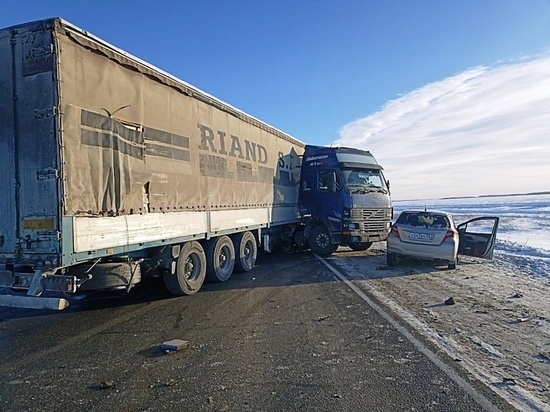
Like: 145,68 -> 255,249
299,145 -> 393,255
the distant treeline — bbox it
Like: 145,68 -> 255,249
442,191 -> 550,200
396,191 -> 550,202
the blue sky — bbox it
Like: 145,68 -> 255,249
2,1 -> 550,199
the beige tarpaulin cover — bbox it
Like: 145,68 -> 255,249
56,21 -> 304,216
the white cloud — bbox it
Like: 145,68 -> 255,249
336,55 -> 550,200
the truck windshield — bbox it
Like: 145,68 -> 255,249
343,169 -> 388,194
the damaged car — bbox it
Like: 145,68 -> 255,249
387,210 -> 499,269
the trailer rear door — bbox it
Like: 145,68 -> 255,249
0,20 -> 61,267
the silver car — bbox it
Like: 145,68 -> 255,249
387,210 -> 499,269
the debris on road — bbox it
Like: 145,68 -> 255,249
99,381 -> 114,390
160,339 -> 189,352
444,297 -> 455,305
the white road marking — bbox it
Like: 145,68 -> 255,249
316,255 -> 502,412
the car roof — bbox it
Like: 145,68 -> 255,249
398,210 -> 455,220
399,210 -> 452,216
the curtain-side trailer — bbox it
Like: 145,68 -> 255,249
0,18 -> 304,310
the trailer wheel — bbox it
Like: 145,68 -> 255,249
163,241 -> 206,295
348,242 -> 373,251
205,236 -> 236,282
232,231 -> 257,272
308,224 -> 338,256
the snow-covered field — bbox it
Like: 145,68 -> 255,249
331,193 -> 550,411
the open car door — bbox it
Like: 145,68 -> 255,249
457,217 -> 499,259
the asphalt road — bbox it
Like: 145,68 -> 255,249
0,250 -> 515,412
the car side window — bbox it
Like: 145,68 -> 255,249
433,216 -> 448,228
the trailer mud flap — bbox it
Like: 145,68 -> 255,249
0,295 -> 69,310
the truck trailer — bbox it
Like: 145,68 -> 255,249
0,18 -> 392,310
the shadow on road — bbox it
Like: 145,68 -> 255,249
0,245 -> 483,320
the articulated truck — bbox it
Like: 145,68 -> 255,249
0,18 -> 392,310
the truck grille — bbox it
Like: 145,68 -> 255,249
351,208 -> 392,221
351,208 -> 392,233
360,221 -> 389,231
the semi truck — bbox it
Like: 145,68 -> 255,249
0,18 -> 392,310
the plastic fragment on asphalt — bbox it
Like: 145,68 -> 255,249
444,297 -> 455,305
161,339 -> 189,352
99,381 -> 114,390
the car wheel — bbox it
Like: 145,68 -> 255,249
448,259 -> 457,270
387,252 -> 397,266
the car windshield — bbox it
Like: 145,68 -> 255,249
396,212 -> 450,229
342,168 -> 388,194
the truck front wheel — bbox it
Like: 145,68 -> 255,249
308,224 -> 338,256
205,236 -> 236,282
232,231 -> 257,272
163,241 -> 206,295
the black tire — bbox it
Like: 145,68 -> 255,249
448,259 -> 457,270
348,242 -> 373,251
74,261 -> 142,292
205,236 -> 236,282
232,231 -> 257,272
308,224 -> 338,256
163,241 -> 206,295
387,252 -> 397,266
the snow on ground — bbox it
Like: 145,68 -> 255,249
496,240 -> 550,280
330,194 -> 550,411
